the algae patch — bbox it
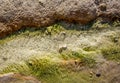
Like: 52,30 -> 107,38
0,22 -> 120,83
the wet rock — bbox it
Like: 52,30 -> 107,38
0,73 -> 41,83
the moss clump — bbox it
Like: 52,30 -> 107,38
61,50 -> 96,67
0,34 -> 17,45
0,48 -> 98,83
101,44 -> 120,62
0,50 -> 96,79
0,57 -> 61,83
0,56 -> 61,78
45,24 -> 64,35
113,20 -> 120,27
26,57 -> 60,78
83,46 -> 97,51
92,20 -> 111,29
0,62 -> 30,75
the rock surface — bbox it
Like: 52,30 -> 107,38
0,73 -> 41,83
93,61 -> 120,83
0,0 -> 120,38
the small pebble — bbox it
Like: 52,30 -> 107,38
96,73 -> 101,77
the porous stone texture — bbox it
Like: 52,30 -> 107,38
0,73 -> 41,83
0,0 -> 120,38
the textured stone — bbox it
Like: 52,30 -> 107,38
0,0 -> 120,38
0,73 -> 41,83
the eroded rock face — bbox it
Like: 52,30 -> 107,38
0,0 -> 120,38
0,73 -> 41,83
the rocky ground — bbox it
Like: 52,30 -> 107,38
0,22 -> 120,83
0,0 -> 120,83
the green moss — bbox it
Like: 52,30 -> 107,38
113,20 -> 120,27
0,50 -> 96,82
1,21 -> 120,83
45,71 -> 92,83
61,50 -> 96,67
92,20 -> 111,29
101,44 -> 120,62
26,57 -> 60,78
0,62 -> 30,75
83,46 -> 97,51
45,24 -> 64,35
0,35 -> 17,45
